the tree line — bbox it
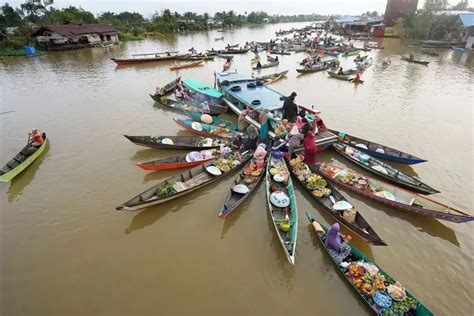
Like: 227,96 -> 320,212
394,0 -> 473,40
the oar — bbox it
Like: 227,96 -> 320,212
26,133 -> 31,145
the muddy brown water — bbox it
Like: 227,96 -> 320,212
1,22 -> 473,315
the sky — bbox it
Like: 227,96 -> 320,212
3,0 -> 441,17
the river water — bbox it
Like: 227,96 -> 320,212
1,22 -> 473,315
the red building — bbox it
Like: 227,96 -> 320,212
384,0 -> 419,27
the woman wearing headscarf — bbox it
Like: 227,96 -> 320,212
302,129 -> 317,167
325,223 -> 352,265
259,109 -> 270,141
244,125 -> 259,151
287,126 -> 303,159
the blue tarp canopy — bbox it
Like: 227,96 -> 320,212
459,13 -> 474,27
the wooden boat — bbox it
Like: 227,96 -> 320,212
123,135 -> 229,150
169,59 -> 204,71
154,77 -> 181,97
332,142 -> 439,195
353,55 -> 368,62
111,52 -> 182,65
216,54 -> 234,59
208,48 -> 249,54
330,129 -> 427,165
420,49 -> 439,56
183,110 -> 237,130
266,55 -> 277,62
215,36 -> 224,41
253,70 -> 289,80
327,71 -> 355,82
218,154 -> 268,218
252,60 -> 279,70
343,50 -> 361,57
150,95 -> 199,111
287,157 -> 386,245
402,56 -> 429,65
265,154 -> 298,264
116,151 -> 253,211
227,44 -> 239,48
356,57 -> 373,70
182,79 -> 228,113
0,133 -> 48,182
136,150 -> 217,171
319,162 -> 474,223
269,50 -> 291,55
178,55 -> 215,61
306,212 -> 434,316
296,63 -> 329,73
173,118 -> 236,138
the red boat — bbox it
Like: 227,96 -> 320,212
170,59 -> 205,71
137,151 -> 216,171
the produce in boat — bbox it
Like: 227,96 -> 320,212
306,212 -> 433,316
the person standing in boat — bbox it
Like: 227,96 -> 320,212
259,109 -> 270,141
302,125 -> 318,168
231,133 -> 244,150
282,92 -> 298,123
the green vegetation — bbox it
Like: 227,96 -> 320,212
394,0 -> 473,40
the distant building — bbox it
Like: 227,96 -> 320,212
384,0 -> 418,27
32,22 -> 118,51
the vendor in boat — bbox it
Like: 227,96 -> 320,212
253,144 -> 267,169
316,55 -> 321,62
287,126 -> 303,159
175,85 -> 189,100
275,119 -> 288,137
354,72 -> 361,82
238,109 -> 251,132
30,128 -> 44,147
312,115 -> 328,133
325,223 -> 352,265
409,54 -> 414,61
259,109 -> 270,141
198,101 -> 210,113
231,133 -> 244,150
337,67 -> 344,75
256,61 -> 262,68
244,125 -> 259,151
275,56 -> 279,62
272,136 -> 287,151
282,92 -> 298,123
302,125 -> 318,167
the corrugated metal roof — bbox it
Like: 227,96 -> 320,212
459,13 -> 474,27
33,23 -> 117,37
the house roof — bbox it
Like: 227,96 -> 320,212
459,13 -> 474,27
32,23 -> 117,37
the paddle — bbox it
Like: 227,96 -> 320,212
27,133 -> 31,146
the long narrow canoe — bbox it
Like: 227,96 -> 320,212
183,110 -> 237,130
265,155 -> 298,264
327,71 -> 355,82
343,49 -> 361,56
330,130 -> 427,165
287,157 -> 386,245
216,54 -> 234,59
111,52 -> 183,65
123,135 -> 229,150
150,96 -> 227,116
332,142 -> 439,195
182,79 -> 228,113
136,150 -> 217,171
173,118 -> 236,138
306,212 -> 434,316
253,70 -> 289,80
0,134 -> 48,182
319,162 -> 474,223
402,56 -> 429,65
269,50 -> 291,55
116,151 -> 253,211
178,55 -> 215,61
296,64 -> 330,73
219,155 -> 268,218
252,60 -> 279,70
170,59 -> 204,71
155,77 -> 181,97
